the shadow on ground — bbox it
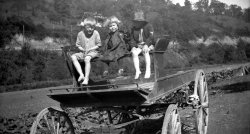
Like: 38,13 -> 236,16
220,81 -> 250,93
209,75 -> 250,94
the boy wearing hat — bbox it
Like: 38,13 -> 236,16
71,17 -> 102,85
130,11 -> 155,79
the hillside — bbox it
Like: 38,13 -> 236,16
1,0 -> 249,37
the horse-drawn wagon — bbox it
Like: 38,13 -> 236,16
30,37 -> 209,134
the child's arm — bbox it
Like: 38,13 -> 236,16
87,46 -> 99,51
76,32 -> 85,52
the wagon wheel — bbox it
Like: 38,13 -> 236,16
30,107 -> 75,134
161,104 -> 181,134
195,71 -> 209,134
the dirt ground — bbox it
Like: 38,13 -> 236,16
0,63 -> 250,134
208,74 -> 250,134
208,89 -> 250,134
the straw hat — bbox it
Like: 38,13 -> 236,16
78,17 -> 97,27
133,11 -> 147,22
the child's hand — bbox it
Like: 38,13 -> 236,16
85,48 -> 92,53
78,46 -> 85,52
149,45 -> 154,50
85,49 -> 89,54
142,45 -> 150,53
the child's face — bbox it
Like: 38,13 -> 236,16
133,21 -> 146,29
109,22 -> 118,33
84,25 -> 94,35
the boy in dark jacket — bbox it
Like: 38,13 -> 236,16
101,16 -> 129,76
130,11 -> 155,79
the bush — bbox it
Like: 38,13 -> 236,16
223,45 -> 236,62
200,43 -> 224,64
235,27 -> 250,36
0,48 -> 71,87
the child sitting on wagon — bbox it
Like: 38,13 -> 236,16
130,11 -> 155,79
100,16 -> 129,77
71,17 -> 102,85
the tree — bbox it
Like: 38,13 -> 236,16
228,4 -> 243,18
243,8 -> 250,22
184,0 -> 192,10
54,0 -> 71,18
209,0 -> 226,15
195,0 -> 209,13
119,3 -> 135,20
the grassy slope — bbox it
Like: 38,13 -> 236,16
210,15 -> 250,30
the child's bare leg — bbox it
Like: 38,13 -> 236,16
143,46 -> 151,79
82,56 -> 91,85
132,47 -> 142,79
71,55 -> 84,82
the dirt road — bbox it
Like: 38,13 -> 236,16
0,85 -> 62,118
208,87 -> 250,134
0,63 -> 250,134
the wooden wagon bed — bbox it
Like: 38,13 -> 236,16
48,81 -> 154,107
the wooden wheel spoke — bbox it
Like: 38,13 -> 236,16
203,109 -> 209,126
172,111 -> 178,126
203,115 -> 207,126
51,115 -> 58,134
203,108 -> 208,116
174,117 -> 181,133
171,112 -> 178,133
56,122 -> 60,134
203,90 -> 208,99
37,120 -> 46,130
30,107 -> 75,134
43,114 -> 52,131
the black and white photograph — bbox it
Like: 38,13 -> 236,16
0,0 -> 250,133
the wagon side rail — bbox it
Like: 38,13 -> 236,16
148,69 -> 197,102
148,37 -> 200,103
